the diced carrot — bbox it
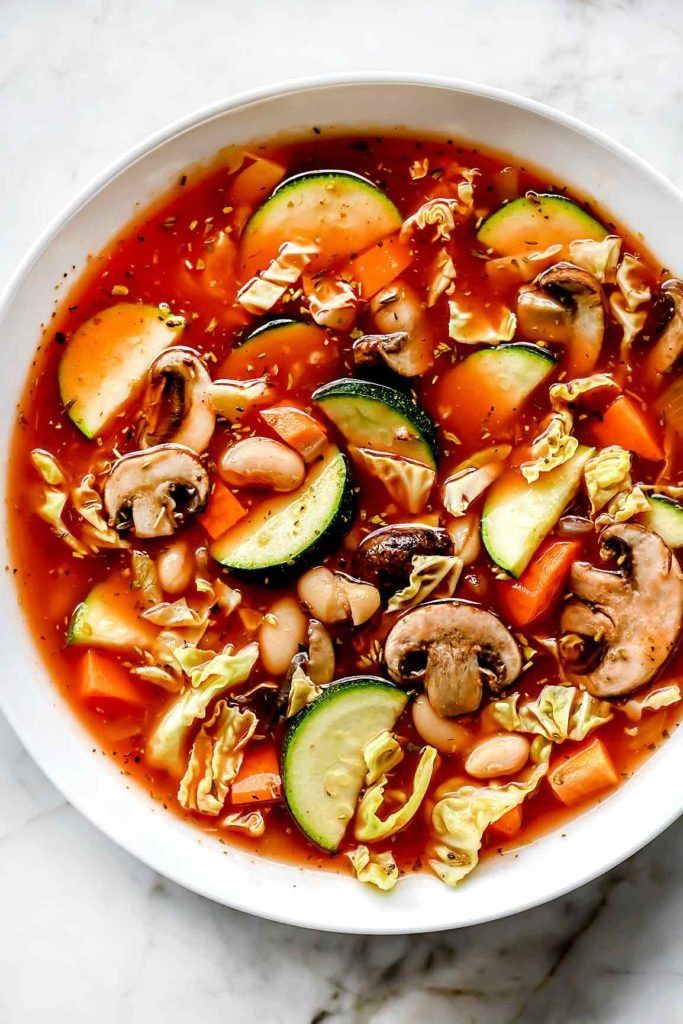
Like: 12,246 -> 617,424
199,482 -> 247,540
489,806 -> 523,839
548,738 -> 619,807
238,607 -> 263,633
342,233 -> 413,299
592,394 -> 664,462
230,157 -> 286,209
260,405 -> 328,462
231,743 -> 282,805
498,539 -> 582,628
79,650 -> 146,710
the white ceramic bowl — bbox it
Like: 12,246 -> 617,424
2,75 -> 683,935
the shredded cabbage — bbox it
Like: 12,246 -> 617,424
131,550 -> 162,606
429,741 -> 550,886
147,643 -> 258,776
349,447 -> 435,513
178,700 -> 257,815
427,248 -> 457,307
568,236 -> 621,283
585,445 -> 633,515
286,664 -> 321,717
142,598 -> 207,628
387,554 -> 462,613
209,377 -> 271,421
354,745 -> 437,842
400,198 -> 459,242
448,299 -> 516,344
616,254 -> 651,311
492,685 -> 612,742
237,239 -> 318,313
363,730 -> 404,785
347,846 -> 399,891
307,276 -> 357,330
620,684 -> 681,721
222,810 -> 266,837
549,373 -> 616,409
609,292 -> 647,364
522,410 -> 578,483
31,449 -> 64,485
596,483 -> 650,528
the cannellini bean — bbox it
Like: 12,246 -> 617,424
464,734 -> 530,780
297,567 -> 380,626
156,539 -> 194,594
259,596 -> 308,675
412,694 -> 473,754
219,437 -> 305,492
298,567 -> 349,624
339,574 -> 381,625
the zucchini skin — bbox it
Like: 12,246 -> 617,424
214,453 -> 356,584
313,377 -> 437,456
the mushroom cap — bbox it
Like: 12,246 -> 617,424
645,278 -> 683,381
140,346 -> 215,453
104,442 -> 210,539
384,599 -> 522,718
354,523 -> 454,597
559,522 -> 683,697
517,262 -> 606,370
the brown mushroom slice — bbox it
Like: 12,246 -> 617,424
139,347 -> 215,454
559,522 -> 683,697
354,523 -> 454,598
644,279 -> 683,383
517,262 -> 606,373
384,599 -> 522,718
104,443 -> 209,539
364,281 -> 434,376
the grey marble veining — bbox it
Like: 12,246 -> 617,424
3,0 -> 683,1021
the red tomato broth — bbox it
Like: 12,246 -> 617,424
8,132 -> 683,884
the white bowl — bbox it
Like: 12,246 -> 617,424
2,75 -> 683,935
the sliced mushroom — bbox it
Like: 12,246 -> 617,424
139,347 -> 215,453
559,522 -> 683,697
517,262 -> 606,372
354,524 -> 454,598
362,281 -> 434,376
644,279 -> 683,382
384,599 -> 522,717
104,443 -> 209,538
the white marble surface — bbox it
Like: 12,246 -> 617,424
3,0 -> 683,1020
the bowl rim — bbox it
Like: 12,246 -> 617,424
2,72 -> 683,934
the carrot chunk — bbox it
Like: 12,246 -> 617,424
79,650 -> 146,710
231,743 -> 282,805
260,405 -> 327,462
342,233 -> 412,299
489,806 -> 523,839
548,738 -> 619,807
498,539 -> 582,628
199,482 -> 247,540
592,394 -> 664,462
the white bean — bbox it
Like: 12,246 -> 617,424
297,566 -> 349,624
220,437 -> 305,492
412,694 -> 473,754
259,596 -> 308,676
336,575 -> 381,625
156,539 -> 194,594
464,734 -> 530,780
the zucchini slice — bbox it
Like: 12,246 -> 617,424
58,303 -> 184,439
210,446 -> 354,580
67,575 -> 158,651
640,494 -> 683,548
220,318 -> 336,387
314,378 -> 436,468
240,171 -> 402,276
282,677 -> 408,851
477,194 -> 607,257
482,445 -> 594,577
434,343 -> 556,446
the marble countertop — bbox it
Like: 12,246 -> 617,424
3,0 -> 683,1020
